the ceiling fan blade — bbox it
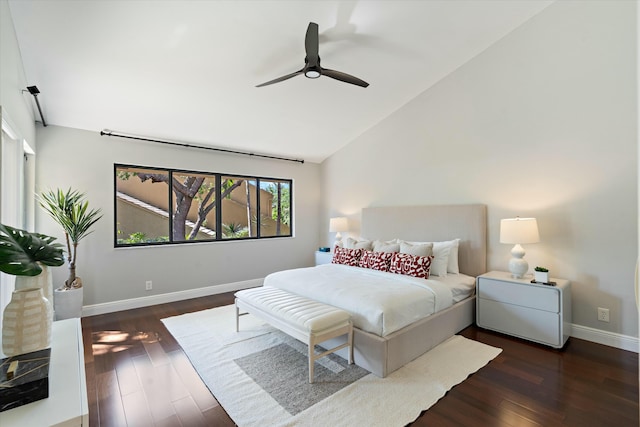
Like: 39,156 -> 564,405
321,68 -> 369,88
305,22 -> 319,66
256,69 -> 303,87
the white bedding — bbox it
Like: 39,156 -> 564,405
263,263 -> 471,337
436,273 -> 477,303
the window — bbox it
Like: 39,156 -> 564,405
114,164 -> 292,246
259,179 -> 291,238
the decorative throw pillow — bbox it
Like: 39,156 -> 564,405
400,240 -> 448,277
345,237 -> 373,250
372,239 -> 400,253
400,241 -> 433,257
359,250 -> 393,271
389,252 -> 433,279
331,247 -> 363,267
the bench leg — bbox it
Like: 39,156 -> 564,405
308,337 -> 315,383
235,301 -> 239,332
348,322 -> 354,365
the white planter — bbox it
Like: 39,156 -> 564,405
2,287 -> 52,356
534,271 -> 549,283
54,286 -> 83,320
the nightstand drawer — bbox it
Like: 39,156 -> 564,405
477,298 -> 561,346
478,278 -> 559,312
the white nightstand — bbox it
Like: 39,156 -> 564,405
476,270 -> 571,348
315,251 -> 333,265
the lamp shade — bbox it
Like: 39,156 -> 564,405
329,217 -> 348,233
500,218 -> 539,244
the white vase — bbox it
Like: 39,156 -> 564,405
2,287 -> 52,356
15,264 -> 54,320
54,285 -> 83,320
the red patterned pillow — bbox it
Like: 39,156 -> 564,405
332,247 -> 363,267
359,250 -> 393,272
389,252 -> 434,279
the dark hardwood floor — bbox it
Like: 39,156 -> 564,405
82,293 -> 639,426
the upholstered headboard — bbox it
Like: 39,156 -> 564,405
361,204 -> 487,277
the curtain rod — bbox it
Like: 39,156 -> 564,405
100,129 -> 305,164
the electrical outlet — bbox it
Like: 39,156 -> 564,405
145,280 -> 152,291
597,307 -> 610,322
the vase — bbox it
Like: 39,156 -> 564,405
15,264 -> 54,320
2,287 -> 52,356
54,285 -> 83,320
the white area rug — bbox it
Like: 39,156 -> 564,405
162,305 -> 502,427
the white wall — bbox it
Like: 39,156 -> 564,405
35,125 -> 321,307
0,0 -> 37,333
0,0 -> 36,224
0,0 -> 35,147
321,1 -> 638,340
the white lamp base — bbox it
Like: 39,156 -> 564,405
333,232 -> 343,248
508,243 -> 529,279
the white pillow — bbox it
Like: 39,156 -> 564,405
345,237 -> 373,250
372,239 -> 400,253
400,239 -> 452,277
400,241 -> 433,257
431,242 -> 452,277
432,239 -> 461,275
372,238 -> 398,245
446,239 -> 461,274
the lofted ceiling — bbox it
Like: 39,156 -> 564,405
8,0 -> 552,163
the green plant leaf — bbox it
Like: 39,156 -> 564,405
38,188 -> 103,244
0,224 -> 65,276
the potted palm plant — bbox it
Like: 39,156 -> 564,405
0,224 -> 65,355
38,188 -> 103,319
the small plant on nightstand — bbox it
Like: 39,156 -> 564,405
534,266 -> 549,283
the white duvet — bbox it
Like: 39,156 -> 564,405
262,263 -> 454,337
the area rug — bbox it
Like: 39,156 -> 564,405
161,305 -> 502,427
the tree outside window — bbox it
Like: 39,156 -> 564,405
115,164 -> 292,246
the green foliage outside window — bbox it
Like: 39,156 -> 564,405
114,164 -> 292,246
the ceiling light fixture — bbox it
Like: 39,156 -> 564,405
304,68 -> 321,79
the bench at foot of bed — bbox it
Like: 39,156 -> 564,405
234,286 -> 353,383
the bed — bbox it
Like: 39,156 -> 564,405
264,264 -> 476,337
268,204 -> 487,377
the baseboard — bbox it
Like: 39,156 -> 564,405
81,278 -> 263,317
571,324 -> 639,353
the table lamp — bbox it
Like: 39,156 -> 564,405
500,217 -> 539,278
329,217 -> 348,247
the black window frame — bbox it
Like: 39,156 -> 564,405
114,163 -> 293,247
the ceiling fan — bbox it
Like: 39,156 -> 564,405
256,22 -> 369,88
